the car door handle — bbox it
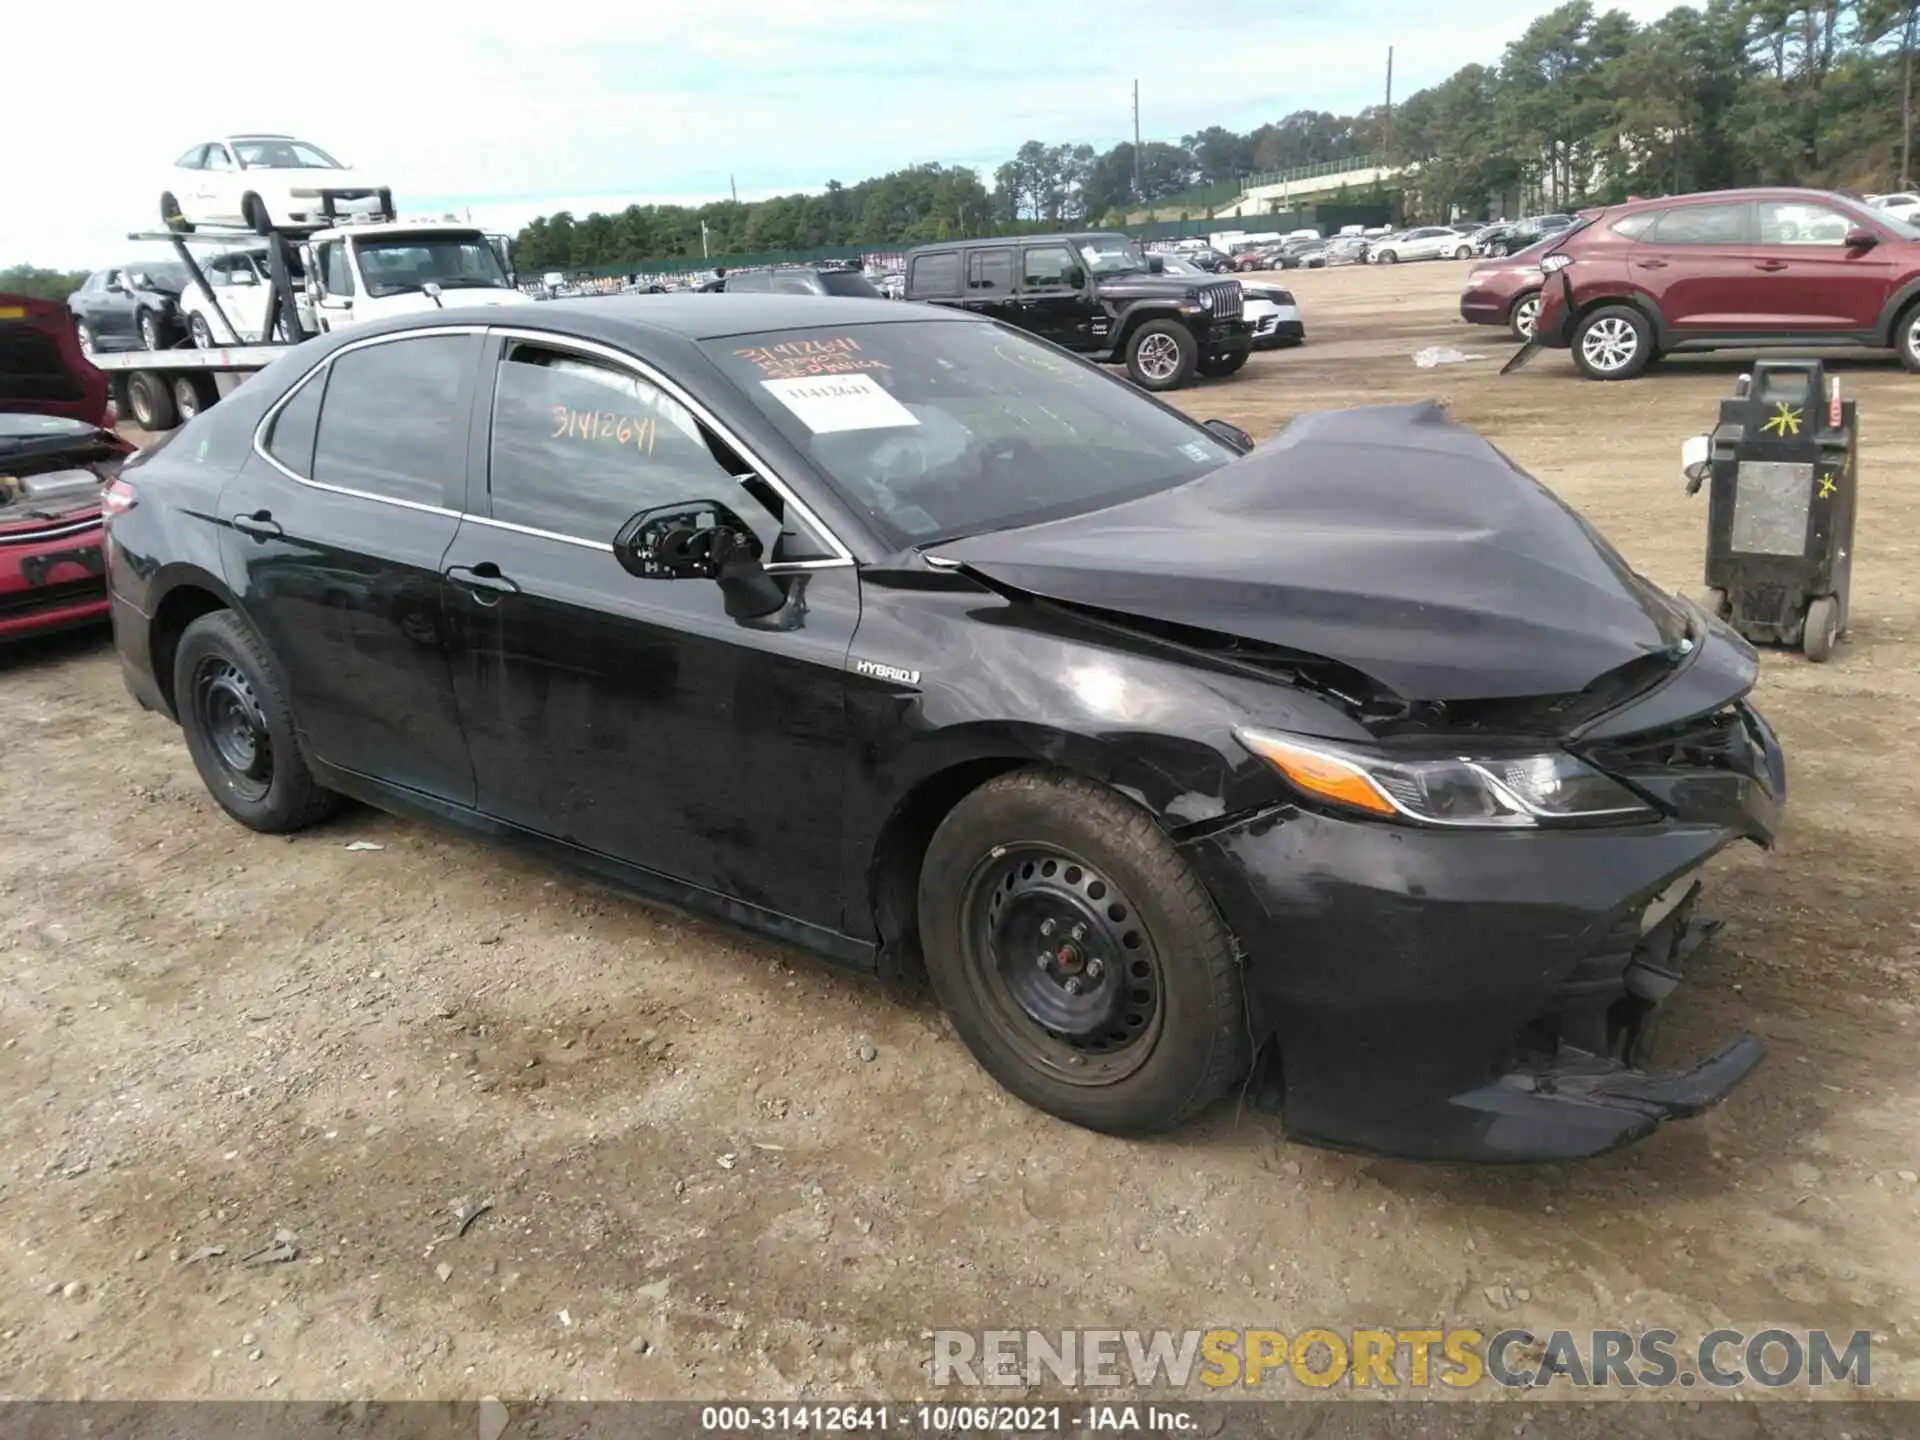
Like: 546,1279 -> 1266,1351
445,563 -> 520,598
230,510 -> 282,539
1633,259 -> 1669,269
1755,260 -> 1790,272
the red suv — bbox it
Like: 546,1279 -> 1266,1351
1527,187 -> 1920,379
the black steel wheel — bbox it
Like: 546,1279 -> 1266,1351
918,767 -> 1249,1134
173,610 -> 340,833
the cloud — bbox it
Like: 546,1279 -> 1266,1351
8,0 -> 1686,269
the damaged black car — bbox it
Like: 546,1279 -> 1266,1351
103,295 -> 1785,1163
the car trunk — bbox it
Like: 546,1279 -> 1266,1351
0,294 -> 111,428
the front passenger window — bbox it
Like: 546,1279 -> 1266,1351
487,343 -> 743,540
1757,202 -> 1853,246
1023,246 -> 1078,288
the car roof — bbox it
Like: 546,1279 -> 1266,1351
905,230 -> 1131,253
343,294 -> 980,348
1604,186 -> 1865,213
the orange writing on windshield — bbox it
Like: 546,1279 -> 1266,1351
734,335 -> 891,382
551,407 -> 658,455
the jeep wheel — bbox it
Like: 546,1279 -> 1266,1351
1572,304 -> 1652,381
1198,349 -> 1249,378
917,767 -> 1249,1134
1509,291 -> 1541,343
1896,302 -> 1920,372
1125,320 -> 1198,391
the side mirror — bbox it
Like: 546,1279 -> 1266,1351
1844,227 -> 1880,249
612,500 -> 786,618
1067,267 -> 1087,289
1203,419 -> 1255,453
422,281 -> 444,308
231,268 -> 259,286
1147,255 -> 1165,273
1681,433 -> 1712,494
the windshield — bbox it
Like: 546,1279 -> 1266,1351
1075,236 -> 1149,276
354,234 -> 511,297
704,321 -> 1236,547
818,270 -> 883,298
130,262 -> 190,291
233,139 -> 342,169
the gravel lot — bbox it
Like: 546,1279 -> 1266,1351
2,260 -> 1917,1403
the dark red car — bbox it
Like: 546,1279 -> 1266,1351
1459,251 -> 1547,341
1,294 -> 131,642
1524,187 -> 1920,379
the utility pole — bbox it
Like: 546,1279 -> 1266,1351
1384,45 -> 1394,156
730,175 -> 739,204
1904,4 -> 1917,186
1132,79 -> 1144,205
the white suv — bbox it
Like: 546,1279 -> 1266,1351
161,135 -> 391,234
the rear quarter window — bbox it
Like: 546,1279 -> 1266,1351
1610,212 -> 1658,239
909,252 -> 961,296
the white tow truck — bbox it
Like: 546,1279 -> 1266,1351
90,207 -> 528,431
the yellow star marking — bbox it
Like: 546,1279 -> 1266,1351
1761,402 -> 1803,437
1818,473 -> 1838,499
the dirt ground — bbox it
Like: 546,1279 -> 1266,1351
3,261 -> 1918,1407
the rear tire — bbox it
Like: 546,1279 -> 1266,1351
1453,244 -> 1473,259
917,768 -> 1249,1135
1125,319 -> 1198,391
1508,291 -> 1541,343
125,371 -> 177,431
174,610 -> 340,833
190,312 -> 215,349
1377,249 -> 1399,264
1803,596 -> 1840,662
137,309 -> 163,352
244,193 -> 272,235
160,193 -> 194,233
1895,301 -> 1920,372
1571,304 -> 1653,380
172,373 -> 216,422
74,318 -> 98,360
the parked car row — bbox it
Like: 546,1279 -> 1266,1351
1460,185 -> 1920,379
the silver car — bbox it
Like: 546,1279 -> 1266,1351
1368,226 -> 1478,264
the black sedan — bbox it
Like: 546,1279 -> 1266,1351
104,296 -> 1785,1162
67,263 -> 189,355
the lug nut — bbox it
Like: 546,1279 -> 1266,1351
1064,977 -> 1082,995
1071,923 -> 1087,941
1040,919 -> 1057,937
1036,953 -> 1051,970
1086,958 -> 1104,979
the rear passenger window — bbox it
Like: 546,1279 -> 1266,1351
910,251 -> 960,295
968,248 -> 1013,293
1649,204 -> 1748,246
487,343 -> 738,540
265,366 -> 327,476
723,270 -> 770,292
771,272 -> 817,295
310,336 -> 468,507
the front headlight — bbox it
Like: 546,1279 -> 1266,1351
1234,728 -> 1656,829
1198,291 -> 1215,309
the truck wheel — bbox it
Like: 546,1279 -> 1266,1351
1199,350 -> 1248,377
1572,304 -> 1652,380
125,371 -> 178,431
172,373 -> 217,422
1509,292 -> 1541,342
1803,596 -> 1840,662
175,611 -> 341,834
1125,320 -> 1198,391
160,193 -> 194,233
916,767 -> 1249,1135
244,193 -> 272,235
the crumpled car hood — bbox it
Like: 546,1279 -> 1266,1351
936,401 -> 1691,701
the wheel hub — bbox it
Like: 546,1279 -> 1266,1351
196,660 -> 273,799
978,850 -> 1160,1061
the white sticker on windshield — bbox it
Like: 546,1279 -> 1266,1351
1081,246 -> 1102,267
761,373 -> 920,434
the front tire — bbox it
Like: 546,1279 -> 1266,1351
1895,301 -> 1920,372
74,318 -> 98,360
190,312 -> 215,349
160,193 -> 194,233
1453,245 -> 1473,259
137,309 -> 163,352
1125,319 -> 1198,391
1803,595 -> 1840,662
243,192 -> 273,235
174,611 -> 340,833
1572,304 -> 1653,380
1376,249 -> 1399,264
917,768 -> 1249,1135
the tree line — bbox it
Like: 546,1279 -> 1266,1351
491,0 -> 1920,272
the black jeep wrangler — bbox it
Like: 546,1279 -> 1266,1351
902,231 -> 1252,391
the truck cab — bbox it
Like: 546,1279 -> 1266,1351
298,222 -> 532,333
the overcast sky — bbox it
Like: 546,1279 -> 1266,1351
10,0 -> 1683,271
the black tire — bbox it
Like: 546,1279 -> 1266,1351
1803,595 -> 1840,662
172,373 -> 217,422
137,309 -> 163,352
917,767 -> 1249,1135
1699,586 -> 1730,621
1490,241 -> 1511,257
244,193 -> 272,235
160,193 -> 194,233
1376,249 -> 1399,264
124,371 -> 177,431
1453,244 -> 1473,259
1571,303 -> 1653,380
1895,301 -> 1920,372
190,312 -> 215,349
74,318 -> 99,360
1508,290 -> 1541,343
1124,319 -> 1199,391
174,610 -> 340,833
1198,349 -> 1249,377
